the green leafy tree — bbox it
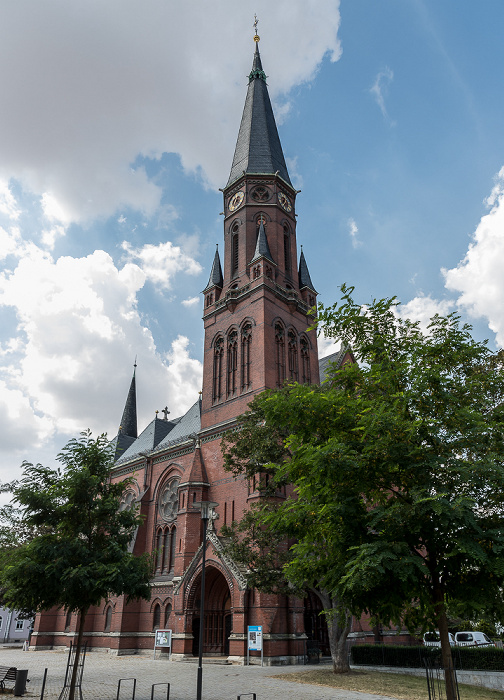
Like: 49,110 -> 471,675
222,389 -> 364,673
1,431 -> 151,700
223,285 -> 504,697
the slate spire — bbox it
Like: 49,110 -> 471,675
298,248 -> 316,292
119,363 -> 138,438
204,245 -> 223,291
226,42 -> 292,188
250,219 -> 274,264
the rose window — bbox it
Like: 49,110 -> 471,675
119,490 -> 136,512
158,479 -> 180,521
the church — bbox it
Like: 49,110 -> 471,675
31,35 -> 355,663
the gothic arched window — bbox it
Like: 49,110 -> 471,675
301,336 -> 311,384
288,329 -> 298,381
231,223 -> 239,277
241,323 -> 252,390
165,603 -> 172,627
153,604 -> 161,631
155,527 -> 164,571
162,528 -> 171,572
275,323 -> 286,387
104,606 -> 112,633
169,526 -> 177,571
227,330 -> 238,397
213,336 -> 224,403
283,224 -> 291,277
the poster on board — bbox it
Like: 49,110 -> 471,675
153,629 -> 172,659
248,625 -> 263,651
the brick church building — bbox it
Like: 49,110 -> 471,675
31,36 -> 355,662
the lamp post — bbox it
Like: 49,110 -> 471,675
193,500 -> 218,700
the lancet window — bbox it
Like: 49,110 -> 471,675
288,329 -> 298,381
231,223 -> 239,277
212,336 -> 224,402
227,330 -> 238,397
300,336 -> 311,384
241,323 -> 252,390
275,323 -> 286,387
283,224 -> 292,277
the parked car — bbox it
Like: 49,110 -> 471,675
454,631 -> 495,647
423,631 -> 456,647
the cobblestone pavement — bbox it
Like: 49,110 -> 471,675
0,647 -> 398,700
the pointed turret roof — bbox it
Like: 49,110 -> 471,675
298,249 -> 317,292
119,365 -> 138,438
250,220 -> 275,264
226,43 -> 292,188
204,246 -> 223,291
113,363 -> 138,461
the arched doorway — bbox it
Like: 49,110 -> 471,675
304,591 -> 330,656
190,567 -> 232,656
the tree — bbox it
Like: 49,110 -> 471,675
1,431 -> 151,700
222,285 -> 504,698
221,386 -> 365,673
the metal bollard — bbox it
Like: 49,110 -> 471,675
14,669 -> 29,696
116,677 -> 137,700
151,682 -> 170,699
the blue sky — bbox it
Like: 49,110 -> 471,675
1,0 -> 504,478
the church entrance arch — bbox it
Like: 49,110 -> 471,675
189,566 -> 232,656
304,591 -> 330,656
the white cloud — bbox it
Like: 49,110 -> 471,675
370,66 -> 395,124
396,295 -> 455,333
182,297 -> 200,308
0,239 -> 204,454
0,180 -> 20,221
443,166 -> 504,347
318,333 -> 341,359
121,241 -> 202,291
348,217 -> 362,248
0,2 -> 342,225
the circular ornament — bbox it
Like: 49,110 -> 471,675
229,191 -> 245,211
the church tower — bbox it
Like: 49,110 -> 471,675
201,35 -> 319,430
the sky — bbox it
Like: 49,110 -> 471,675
1,0 -> 504,481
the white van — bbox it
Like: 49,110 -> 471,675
423,631 -> 456,647
454,631 -> 494,648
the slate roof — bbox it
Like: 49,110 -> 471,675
250,220 -> 274,264
204,247 -> 223,291
318,348 -> 351,383
226,44 -> 292,188
115,416 -> 180,465
298,249 -> 316,293
155,398 -> 201,450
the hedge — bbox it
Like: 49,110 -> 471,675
350,644 -> 504,672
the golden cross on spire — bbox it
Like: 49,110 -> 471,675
253,14 -> 260,42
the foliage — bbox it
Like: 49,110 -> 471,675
351,644 -> 504,672
1,431 -> 151,700
222,284 -> 504,689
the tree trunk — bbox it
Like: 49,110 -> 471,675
68,608 -> 87,700
432,577 -> 456,700
314,589 -> 352,674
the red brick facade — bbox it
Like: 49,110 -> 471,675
31,41 -> 354,663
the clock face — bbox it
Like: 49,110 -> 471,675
228,191 -> 244,212
278,191 -> 292,212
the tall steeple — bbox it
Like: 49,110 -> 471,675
201,29 -> 319,430
227,42 -> 292,188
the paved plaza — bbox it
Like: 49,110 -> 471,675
0,646 -> 398,700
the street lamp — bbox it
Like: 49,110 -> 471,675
193,500 -> 218,700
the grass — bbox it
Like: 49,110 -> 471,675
270,668 -> 504,700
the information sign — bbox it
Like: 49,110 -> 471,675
153,629 -> 172,659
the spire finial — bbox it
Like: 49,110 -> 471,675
253,14 -> 260,43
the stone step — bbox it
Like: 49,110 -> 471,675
179,657 -> 233,665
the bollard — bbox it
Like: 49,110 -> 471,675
151,682 -> 170,699
116,677 -> 137,700
14,669 -> 28,696
39,668 -> 47,700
